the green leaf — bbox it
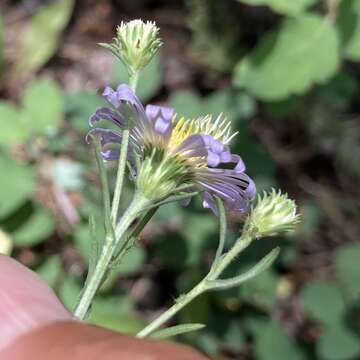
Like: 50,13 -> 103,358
334,243 -> 360,303
234,15 -> 340,101
169,90 -> 205,119
36,255 -> 62,288
89,297 -> 145,334
111,246 -> 146,276
0,102 -> 27,144
182,213 -> 217,266
14,0 -> 74,75
210,247 -> 280,291
58,276 -> 81,312
300,281 -> 346,326
239,269 -> 279,310
222,321 -> 246,351
22,79 -> 64,134
317,325 -> 360,360
13,206 -> 55,247
111,53 -> 162,101
255,321 -> 304,360
0,157 -> 36,218
151,323 -> 205,339
238,0 -> 317,16
337,0 -> 360,61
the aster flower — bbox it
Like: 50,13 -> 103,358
87,84 -> 256,214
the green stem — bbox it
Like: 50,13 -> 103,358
110,129 -> 130,225
136,280 -> 208,338
209,234 -> 252,280
136,233 -> 253,337
110,70 -> 139,225
129,70 -> 139,91
74,194 -> 149,320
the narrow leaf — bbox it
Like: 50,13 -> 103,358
87,214 -> 99,278
214,196 -> 227,265
92,135 -> 116,243
209,247 -> 280,291
150,323 -> 206,340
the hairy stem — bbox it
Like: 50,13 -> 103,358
74,194 -> 149,320
136,280 -> 208,338
110,70 -> 139,225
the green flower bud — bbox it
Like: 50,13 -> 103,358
245,189 -> 300,238
101,19 -> 162,75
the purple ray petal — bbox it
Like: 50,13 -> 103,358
89,107 -> 124,128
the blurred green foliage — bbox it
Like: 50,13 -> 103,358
1,0 -> 360,359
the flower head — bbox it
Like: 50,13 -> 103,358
87,84 -> 256,214
101,20 -> 162,75
245,189 -> 300,238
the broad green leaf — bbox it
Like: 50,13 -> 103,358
300,281 -> 346,326
151,323 -> 205,339
337,0 -> 360,61
334,243 -> 360,303
0,228 -> 13,255
14,0 -> 74,75
13,206 -> 55,247
234,15 -> 340,100
255,321 -> 304,360
238,0 -> 317,16
111,53 -> 162,101
0,102 -> 27,144
0,157 -> 36,218
169,90 -> 204,119
317,325 -> 360,360
111,246 -> 146,276
58,276 -> 81,312
239,269 -> 279,310
89,297 -> 145,334
22,79 -> 64,134
36,255 -> 62,288
182,213 -> 217,266
222,321 -> 246,351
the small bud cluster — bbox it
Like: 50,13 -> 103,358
101,20 -> 162,75
245,189 -> 300,238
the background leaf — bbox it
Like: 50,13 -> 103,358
234,15 -> 340,100
14,0 -> 74,76
237,0 -> 317,16
22,79 -> 64,134
0,157 -> 36,219
12,205 -> 55,247
300,281 -> 346,326
317,325 -> 360,360
0,102 -> 27,144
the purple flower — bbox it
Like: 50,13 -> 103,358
87,84 -> 256,214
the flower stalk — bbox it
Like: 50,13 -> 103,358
74,193 -> 150,320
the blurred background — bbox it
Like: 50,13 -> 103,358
0,0 -> 360,359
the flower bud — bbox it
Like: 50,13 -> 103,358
101,20 -> 162,75
245,189 -> 300,238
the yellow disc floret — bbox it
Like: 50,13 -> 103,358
168,113 -> 237,150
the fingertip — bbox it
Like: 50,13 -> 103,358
0,255 -> 71,351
